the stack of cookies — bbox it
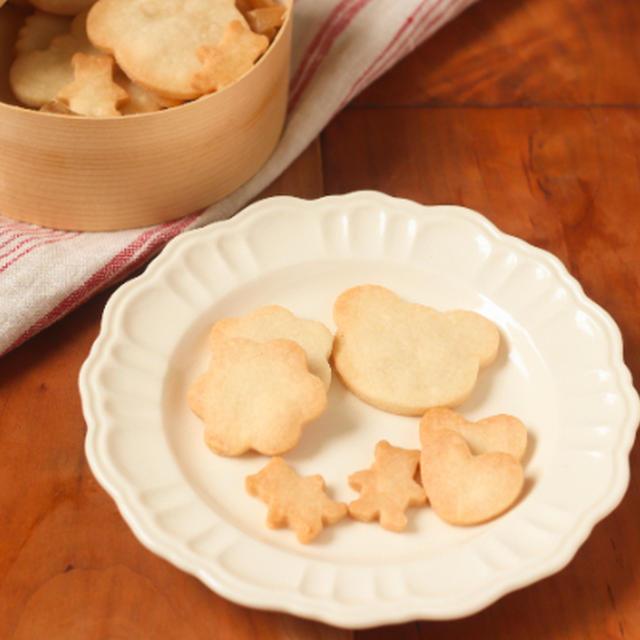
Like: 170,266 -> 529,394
188,285 -> 531,544
4,0 -> 287,116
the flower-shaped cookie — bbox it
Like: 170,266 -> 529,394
14,11 -> 71,55
332,285 -> 500,415
209,305 -> 334,390
10,16 -> 100,108
188,337 -> 326,456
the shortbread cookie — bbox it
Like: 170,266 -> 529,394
188,338 -> 326,456
348,440 -> 426,532
39,98 -> 76,114
332,285 -> 500,415
420,429 -> 524,525
10,16 -> 99,107
57,52 -> 127,116
246,457 -> 347,543
420,407 -> 528,461
235,0 -> 281,12
14,11 -> 71,54
115,69 -> 183,115
29,0 -> 95,16
209,305 -> 334,390
86,0 -> 249,100
243,6 -> 286,41
192,20 -> 268,94
69,8 -> 92,41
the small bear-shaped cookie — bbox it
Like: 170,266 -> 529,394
348,440 -> 426,532
57,52 -> 128,116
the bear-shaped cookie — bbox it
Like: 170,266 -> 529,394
332,285 -> 500,416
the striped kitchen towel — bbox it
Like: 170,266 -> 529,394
0,0 -> 476,356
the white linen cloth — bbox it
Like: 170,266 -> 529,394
0,0 -> 476,356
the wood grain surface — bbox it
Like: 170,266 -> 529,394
2,0 -> 639,638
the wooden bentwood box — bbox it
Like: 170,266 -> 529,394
0,2 -> 292,231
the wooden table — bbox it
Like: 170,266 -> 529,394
2,0 -> 639,637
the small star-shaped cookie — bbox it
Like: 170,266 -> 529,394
191,20 -> 269,94
246,457 -> 347,543
348,440 -> 427,532
57,52 -> 128,116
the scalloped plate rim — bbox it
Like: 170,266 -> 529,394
79,190 -> 640,628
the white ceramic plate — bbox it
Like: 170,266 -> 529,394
80,191 -> 639,628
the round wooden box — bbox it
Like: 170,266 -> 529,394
0,3 -> 291,231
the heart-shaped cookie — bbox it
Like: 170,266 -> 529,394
420,429 -> 524,525
419,407 -> 528,461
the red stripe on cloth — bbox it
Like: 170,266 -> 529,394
385,0 -> 463,73
0,219 -> 72,237
288,0 -> 375,111
338,0 -> 450,109
289,0 -> 357,95
0,233 -> 23,250
0,226 -> 22,240
2,213 -> 200,356
0,220 -> 30,237
0,232 -> 80,275
0,229 -> 65,264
